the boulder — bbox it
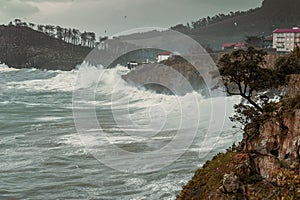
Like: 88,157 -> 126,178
221,172 -> 240,193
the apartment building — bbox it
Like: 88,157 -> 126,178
273,27 -> 300,52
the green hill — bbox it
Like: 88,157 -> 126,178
0,25 -> 91,70
172,0 -> 300,49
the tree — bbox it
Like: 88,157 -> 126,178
65,28 -> 73,43
219,47 -> 275,112
72,29 -> 80,45
80,32 -> 88,46
86,32 -> 96,47
245,36 -> 263,48
219,47 -> 279,176
186,22 -> 191,30
62,28 -> 69,42
20,22 -> 28,27
90,32 -> 96,47
37,25 -> 44,32
275,46 -> 300,84
170,24 -> 189,32
45,25 -> 55,37
56,26 -> 63,40
29,23 -> 35,29
14,19 -> 22,26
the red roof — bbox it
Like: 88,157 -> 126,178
159,51 -> 172,55
222,42 -> 236,48
235,42 -> 246,47
273,28 -> 300,33
264,35 -> 273,41
222,42 -> 246,48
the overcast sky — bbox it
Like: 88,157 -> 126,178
0,0 -> 263,37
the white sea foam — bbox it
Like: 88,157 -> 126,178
70,63 -> 242,162
34,116 -> 67,122
0,62 -> 18,72
1,62 -> 244,199
6,70 -> 77,92
3,63 -> 242,161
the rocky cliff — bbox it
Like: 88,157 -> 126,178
0,25 -> 91,70
287,74 -> 300,98
245,74 -> 300,180
122,56 -> 209,96
177,74 -> 300,199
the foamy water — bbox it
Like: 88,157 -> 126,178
0,62 -> 242,199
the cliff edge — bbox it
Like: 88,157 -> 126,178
177,74 -> 300,199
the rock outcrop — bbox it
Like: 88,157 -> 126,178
246,109 -> 300,179
245,74 -> 300,179
122,56 -> 212,96
178,74 -> 300,199
219,172 -> 240,193
287,74 -> 300,98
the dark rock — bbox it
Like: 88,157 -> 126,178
122,56 -> 209,96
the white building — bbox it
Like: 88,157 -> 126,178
127,61 -> 138,70
157,51 -> 172,62
273,27 -> 300,52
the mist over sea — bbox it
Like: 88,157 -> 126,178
0,63 -> 242,199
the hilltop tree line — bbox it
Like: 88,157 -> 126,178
171,0 -> 300,33
9,19 -> 99,48
171,8 -> 259,32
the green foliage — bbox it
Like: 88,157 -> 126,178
219,47 -> 276,111
230,103 -> 260,127
263,102 -> 278,113
177,152 -> 241,200
245,35 -> 263,48
171,7 -> 259,31
275,46 -> 300,84
226,142 -> 243,153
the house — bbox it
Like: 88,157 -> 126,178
234,42 -> 247,49
127,61 -> 138,70
157,51 -> 172,62
273,27 -> 300,52
263,35 -> 273,49
222,42 -> 247,50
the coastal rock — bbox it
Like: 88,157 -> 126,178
122,56 -> 212,96
246,75 -> 300,179
246,109 -> 300,179
287,74 -> 300,98
221,172 -> 240,193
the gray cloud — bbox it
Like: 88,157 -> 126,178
20,0 -> 99,3
0,0 -> 39,19
0,0 -> 262,37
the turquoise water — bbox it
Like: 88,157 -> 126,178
0,65 -> 241,199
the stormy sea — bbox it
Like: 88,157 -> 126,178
0,63 -> 242,199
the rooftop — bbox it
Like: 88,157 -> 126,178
222,42 -> 246,48
264,35 -> 273,41
273,27 -> 300,33
158,51 -> 172,55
